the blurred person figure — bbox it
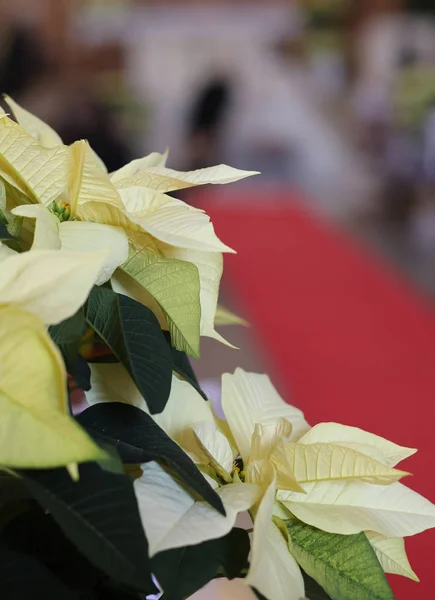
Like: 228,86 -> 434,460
0,20 -> 47,99
185,73 -> 233,171
58,95 -> 132,173
409,98 -> 435,258
422,98 -> 435,185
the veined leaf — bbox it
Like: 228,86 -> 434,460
302,570 -> 332,600
298,423 -> 416,468
221,368 -> 310,462
161,245 -> 234,347
192,420 -> 235,483
120,232 -> 201,357
0,115 -> 69,206
0,308 -> 106,469
261,437 -> 305,493
114,163 -> 258,192
76,402 -> 224,514
167,337 -> 208,400
365,532 -> 419,582
284,518 -> 394,600
278,480 -> 435,537
246,466 -> 305,600
86,365 -> 215,457
21,463 -> 157,594
152,528 -> 250,600
135,462 -> 259,556
49,309 -> 87,375
85,287 -> 172,414
110,150 -> 169,183
0,248 -> 106,326
271,442 -> 409,485
119,186 -> 234,253
69,140 -> 122,216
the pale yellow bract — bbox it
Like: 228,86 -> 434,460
0,97 -> 258,356
0,248 -> 108,469
87,362 -> 435,600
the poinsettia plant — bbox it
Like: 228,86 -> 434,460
0,96 -> 434,600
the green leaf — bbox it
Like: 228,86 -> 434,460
165,334 -> 207,400
0,221 -> 13,241
302,570 -> 332,600
121,243 -> 201,358
74,355 -> 92,391
153,527 -> 250,600
77,402 -> 224,515
252,591 -> 268,600
20,463 -> 157,594
49,308 -> 87,375
3,506 -> 103,595
0,541 -> 77,600
85,287 -> 173,414
284,519 -> 395,600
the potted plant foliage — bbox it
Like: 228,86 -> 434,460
0,96 -> 434,600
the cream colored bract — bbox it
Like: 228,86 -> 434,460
2,95 -> 434,600
0,98 -> 258,357
0,249 -> 108,469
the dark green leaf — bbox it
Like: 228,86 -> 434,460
77,402 -> 224,515
49,309 -> 87,375
0,541 -> 77,600
3,506 -> 103,594
0,474 -> 32,529
85,287 -> 173,414
0,473 -> 31,503
165,334 -> 207,401
74,355 -> 92,391
94,578 -> 147,600
153,527 -> 250,600
285,519 -> 394,600
302,570 -> 332,600
0,220 -> 14,241
20,463 -> 157,594
252,590 -> 268,600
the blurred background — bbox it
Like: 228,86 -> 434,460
2,1 -> 435,598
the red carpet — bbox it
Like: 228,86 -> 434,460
197,188 -> 435,599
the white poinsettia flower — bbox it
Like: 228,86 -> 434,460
0,100 -> 256,348
110,152 -> 258,194
0,241 -> 16,260
275,422 -> 435,543
0,248 -> 109,471
0,248 -> 106,326
134,461 -> 260,557
85,364 -> 262,555
245,464 -> 305,600
12,204 -> 128,285
365,532 -> 419,582
190,369 -> 311,489
111,158 -> 257,347
86,363 -> 216,455
192,368 -> 434,593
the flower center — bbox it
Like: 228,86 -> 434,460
50,200 -> 71,222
